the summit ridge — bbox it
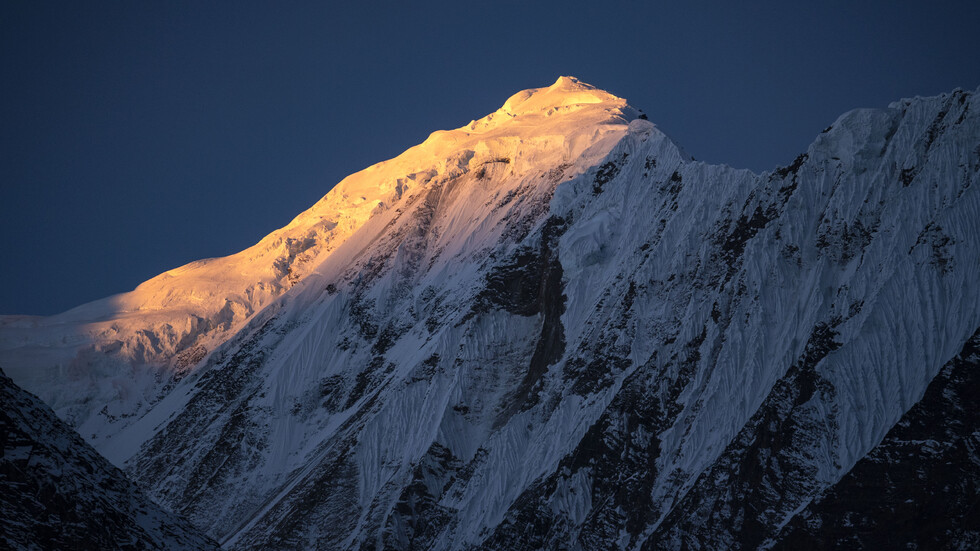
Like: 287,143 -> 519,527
0,78 -> 645,420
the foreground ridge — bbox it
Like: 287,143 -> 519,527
0,369 -> 217,549
1,80 -> 979,549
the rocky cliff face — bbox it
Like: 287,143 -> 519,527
1,78 -> 978,549
0,369 -> 216,550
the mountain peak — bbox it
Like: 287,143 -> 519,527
0,78 -> 645,408
499,75 -> 628,117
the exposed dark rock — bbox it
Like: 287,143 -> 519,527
773,328 -> 980,551
642,322 -> 841,550
0,369 -> 217,550
383,443 -> 462,550
592,154 -> 628,195
496,216 -> 570,420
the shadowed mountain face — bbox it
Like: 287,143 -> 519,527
0,369 -> 217,550
771,329 -> 980,550
1,79 -> 979,549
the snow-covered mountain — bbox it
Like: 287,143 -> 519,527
1,77 -> 978,549
0,369 -> 217,549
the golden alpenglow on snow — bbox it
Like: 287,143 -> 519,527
2,79 -> 980,550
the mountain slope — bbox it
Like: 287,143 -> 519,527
0,369 -> 217,550
771,328 -> 980,550
471,85 -> 980,551
2,79 -> 979,549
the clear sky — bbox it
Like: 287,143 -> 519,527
2,1 -> 978,315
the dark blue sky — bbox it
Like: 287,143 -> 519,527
2,1 -> 978,315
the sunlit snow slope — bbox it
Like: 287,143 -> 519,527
1,78 -> 978,550
0,76 -> 632,446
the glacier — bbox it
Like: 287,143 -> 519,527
1,76 -> 978,549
